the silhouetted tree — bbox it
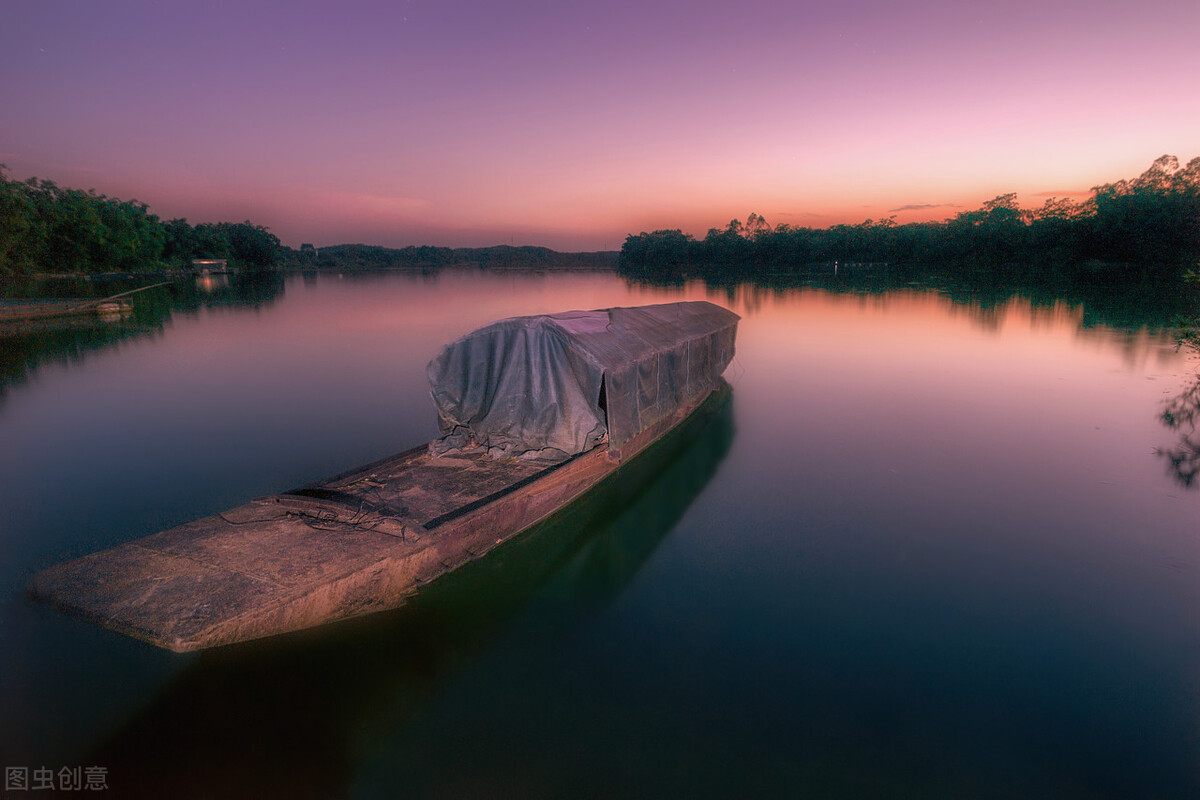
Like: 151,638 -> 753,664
618,155 -> 1200,282
0,168 -> 282,278
217,221 -> 281,267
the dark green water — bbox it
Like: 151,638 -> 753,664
1,270 -> 1197,798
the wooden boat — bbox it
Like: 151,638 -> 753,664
0,298 -> 132,325
1,282 -> 171,333
31,301 -> 739,652
83,393 -> 734,797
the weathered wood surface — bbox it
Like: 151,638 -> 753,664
31,386 -> 725,652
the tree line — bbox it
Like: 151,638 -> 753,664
282,243 -> 618,271
0,166 -> 281,278
619,155 -> 1200,281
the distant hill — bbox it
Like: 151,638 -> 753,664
283,244 -> 618,272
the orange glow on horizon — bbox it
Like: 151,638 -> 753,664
6,1 -> 1197,250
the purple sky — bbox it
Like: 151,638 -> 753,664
3,0 -> 1198,250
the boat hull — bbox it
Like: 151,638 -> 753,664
31,381 -> 731,652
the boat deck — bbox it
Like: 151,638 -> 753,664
31,445 -> 608,652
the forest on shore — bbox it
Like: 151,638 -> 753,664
284,243 -> 617,272
619,155 -> 1200,282
5,155 -> 1197,284
0,165 -> 616,279
0,166 -> 281,278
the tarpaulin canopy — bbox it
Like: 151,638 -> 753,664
427,301 -> 739,462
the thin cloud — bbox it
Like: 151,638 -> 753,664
887,202 -> 962,213
1031,190 -> 1090,198
325,190 -> 429,214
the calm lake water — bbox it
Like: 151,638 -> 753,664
1,269 -> 1197,798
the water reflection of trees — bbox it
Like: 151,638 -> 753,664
629,266 -> 1197,334
79,386 -> 734,800
632,268 -> 1200,491
0,272 -> 286,396
1158,376 -> 1200,489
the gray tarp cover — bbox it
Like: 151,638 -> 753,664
427,301 -> 739,462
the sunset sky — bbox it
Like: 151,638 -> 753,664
3,0 -> 1198,251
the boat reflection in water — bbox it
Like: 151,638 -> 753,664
83,383 -> 734,800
